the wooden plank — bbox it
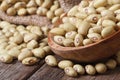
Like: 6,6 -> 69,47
29,63 -> 120,80
0,60 -> 45,80
28,64 -> 64,80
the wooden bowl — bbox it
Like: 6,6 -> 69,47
48,30 -> 120,62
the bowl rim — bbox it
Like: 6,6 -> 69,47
48,29 -> 120,51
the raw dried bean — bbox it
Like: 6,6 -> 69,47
95,63 -> 107,74
62,23 -> 77,32
45,55 -> 57,66
101,27 -> 116,38
64,67 -> 78,77
22,57 -> 38,66
32,48 -> 45,58
54,8 -> 64,16
54,35 -> 65,45
27,40 -> 38,49
109,4 -> 120,11
86,14 -> 101,23
78,21 -> 90,35
73,64 -> 85,75
85,65 -> 96,75
0,54 -> 13,63
106,59 -> 117,69
58,60 -> 73,69
83,39 -> 93,46
87,33 -> 102,42
18,49 -> 33,61
102,19 -> 116,27
67,6 -> 78,17
74,34 -> 83,47
93,0 -> 107,8
65,31 -> 77,39
63,38 -> 74,47
8,47 -> 20,58
50,28 -> 65,35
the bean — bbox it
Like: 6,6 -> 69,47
41,0 -> 52,9
106,59 -> 117,69
63,39 -> 74,47
101,10 -> 114,17
24,33 -> 39,42
74,34 -> 83,47
58,60 -> 73,69
0,1 -> 10,11
14,2 -> 26,10
30,26 -> 43,36
45,55 -> 57,66
35,0 -> 43,6
8,47 -> 20,58
65,31 -> 77,39
75,12 -> 88,19
109,4 -> 120,11
86,14 -> 101,23
26,0 -> 37,8
27,40 -> 38,49
78,0 -> 89,8
0,54 -> 13,63
22,57 -> 38,66
116,14 -> 120,21
78,21 -> 90,35
101,27 -> 115,38
43,46 -> 52,55
0,42 -> 8,49
102,19 -> 116,27
93,0 -> 107,8
82,7 -> 96,15
50,28 -> 65,35
27,7 -> 37,15
17,8 -> 27,16
36,7 -> 48,16
83,39 -> 93,46
18,49 -> 33,61
39,42 -> 48,48
96,7 -> 106,13
55,8 -> 64,16
73,64 -> 85,75
54,35 -> 65,45
7,7 -> 16,16
32,48 -> 45,58
64,67 -> 78,77
95,63 -> 107,74
52,17 -> 60,25
67,6 -> 79,17
114,9 -> 120,16
85,65 -> 96,75
46,11 -> 54,19
50,4 -> 59,11
87,33 -> 102,42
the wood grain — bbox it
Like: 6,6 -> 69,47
0,60 -> 44,80
0,56 -> 120,80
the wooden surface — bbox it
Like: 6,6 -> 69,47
0,55 -> 120,80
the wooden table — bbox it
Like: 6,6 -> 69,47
0,55 -> 120,80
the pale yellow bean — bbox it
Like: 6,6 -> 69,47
78,21 -> 90,35
58,60 -> 74,69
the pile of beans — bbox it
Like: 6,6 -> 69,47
50,0 -> 120,47
0,0 -> 64,24
0,20 -> 52,65
45,50 -> 120,77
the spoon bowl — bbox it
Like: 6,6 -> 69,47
48,30 -> 120,62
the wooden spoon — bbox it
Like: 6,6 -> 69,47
48,30 -> 120,62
